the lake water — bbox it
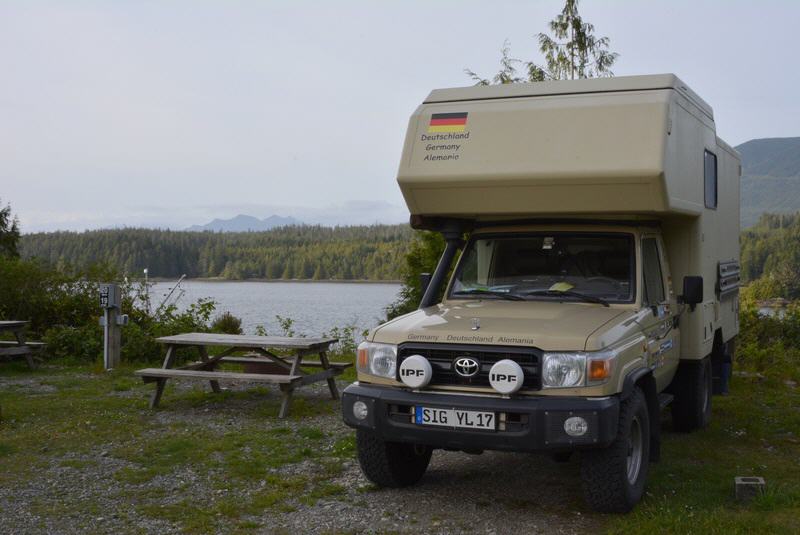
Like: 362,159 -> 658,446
149,281 -> 401,336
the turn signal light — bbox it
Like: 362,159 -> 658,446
357,347 -> 368,370
588,359 -> 611,381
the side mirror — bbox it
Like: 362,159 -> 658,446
419,272 -> 432,295
680,276 -> 703,311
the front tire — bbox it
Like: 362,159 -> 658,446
671,357 -> 712,432
356,430 -> 432,488
581,386 -> 650,513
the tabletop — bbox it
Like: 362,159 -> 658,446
0,321 -> 28,331
155,332 -> 338,350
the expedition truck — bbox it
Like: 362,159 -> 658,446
342,74 -> 741,512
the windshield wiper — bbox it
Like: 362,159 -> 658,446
451,289 -> 525,301
521,289 -> 610,307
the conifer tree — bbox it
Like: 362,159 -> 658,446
0,199 -> 20,259
466,0 -> 618,85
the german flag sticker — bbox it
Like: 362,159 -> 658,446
428,112 -> 468,133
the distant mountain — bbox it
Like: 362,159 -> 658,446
737,137 -> 800,228
738,137 -> 800,178
186,214 -> 301,232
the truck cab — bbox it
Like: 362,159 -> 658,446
342,74 -> 740,513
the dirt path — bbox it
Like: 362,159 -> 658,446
274,450 -> 591,534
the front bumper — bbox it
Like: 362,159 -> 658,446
342,383 -> 619,452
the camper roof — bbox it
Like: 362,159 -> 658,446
397,74 -> 732,223
425,74 -> 713,120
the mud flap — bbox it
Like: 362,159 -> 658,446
712,338 -> 734,395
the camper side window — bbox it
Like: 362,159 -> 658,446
704,150 -> 717,209
642,238 -> 665,306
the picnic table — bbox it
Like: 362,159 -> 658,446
0,321 -> 44,369
135,333 -> 350,418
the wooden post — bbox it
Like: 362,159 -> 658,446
199,346 -> 222,393
318,349 -> 339,400
100,283 -> 122,370
14,327 -> 36,370
150,345 -> 177,408
278,350 -> 305,419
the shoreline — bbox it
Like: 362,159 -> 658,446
150,278 -> 401,284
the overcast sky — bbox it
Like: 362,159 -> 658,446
2,0 -> 798,232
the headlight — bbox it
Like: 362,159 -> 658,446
542,349 -> 617,388
542,352 -> 586,388
357,341 -> 397,379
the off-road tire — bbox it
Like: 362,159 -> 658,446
580,387 -> 650,513
356,430 -> 432,488
671,357 -> 712,432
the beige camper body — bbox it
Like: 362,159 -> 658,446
343,75 -> 740,513
397,73 -> 741,360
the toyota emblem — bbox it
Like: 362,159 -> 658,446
453,357 -> 480,378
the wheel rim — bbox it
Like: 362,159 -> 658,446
701,363 -> 710,413
626,415 -> 643,485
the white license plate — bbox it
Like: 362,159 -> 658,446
414,406 -> 496,431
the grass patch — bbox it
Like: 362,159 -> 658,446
111,377 -> 137,391
0,442 -> 16,456
114,466 -> 160,484
300,482 -> 346,505
4,361 -> 797,534
138,501 -> 218,533
331,435 -> 356,457
297,426 -> 326,440
0,365 -> 150,485
0,361 -> 353,533
111,424 -> 324,485
605,377 -> 800,534
60,458 -> 97,470
135,475 -> 310,532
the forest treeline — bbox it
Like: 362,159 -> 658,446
740,212 -> 800,298
17,213 -> 799,291
20,225 -> 412,281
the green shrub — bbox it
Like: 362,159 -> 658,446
0,257 -> 116,336
0,254 -> 245,364
43,323 -> 104,362
322,324 -> 367,358
385,231 -> 446,320
211,312 -> 243,335
737,287 -> 800,381
275,315 -> 296,337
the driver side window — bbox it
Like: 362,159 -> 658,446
642,238 -> 665,306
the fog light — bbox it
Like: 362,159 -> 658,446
352,401 -> 369,421
399,354 -> 432,389
488,359 -> 524,394
564,416 -> 588,437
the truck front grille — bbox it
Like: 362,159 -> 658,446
397,342 -> 542,391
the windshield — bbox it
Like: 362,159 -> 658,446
449,232 -> 635,303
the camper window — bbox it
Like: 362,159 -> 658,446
704,150 -> 718,209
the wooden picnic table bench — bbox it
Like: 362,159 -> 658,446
135,333 -> 349,418
0,321 -> 44,369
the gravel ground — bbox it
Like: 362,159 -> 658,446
272,450 -> 591,535
1,373 -> 593,534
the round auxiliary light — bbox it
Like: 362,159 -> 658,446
398,354 -> 433,389
352,400 -> 369,420
488,359 -> 524,394
564,416 -> 588,437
